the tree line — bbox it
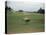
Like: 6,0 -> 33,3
5,1 -> 45,14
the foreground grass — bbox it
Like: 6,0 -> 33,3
7,12 -> 44,34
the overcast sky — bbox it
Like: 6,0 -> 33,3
7,0 -> 44,11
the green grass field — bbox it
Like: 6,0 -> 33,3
7,11 -> 44,34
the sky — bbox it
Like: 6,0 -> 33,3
7,0 -> 44,12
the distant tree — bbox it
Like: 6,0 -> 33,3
37,8 -> 45,14
33,11 -> 37,13
18,10 -> 23,12
8,7 -> 12,11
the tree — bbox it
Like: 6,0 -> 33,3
8,7 -> 12,11
37,8 -> 45,14
18,10 -> 23,12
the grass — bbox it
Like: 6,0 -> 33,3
7,12 -> 44,34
